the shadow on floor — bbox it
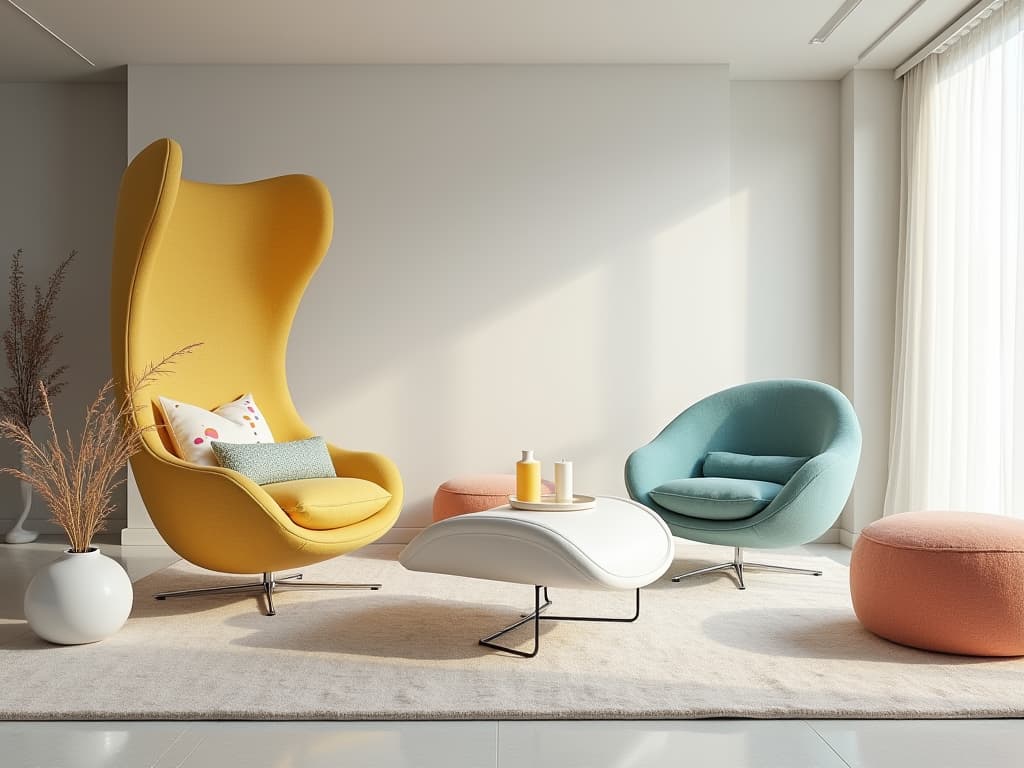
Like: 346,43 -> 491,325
701,606 -> 1001,665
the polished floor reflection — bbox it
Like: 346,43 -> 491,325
0,533 -> 179,621
0,538 -> 1018,767
1,720 -> 1022,768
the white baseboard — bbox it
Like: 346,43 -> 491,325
839,529 -> 859,549
813,527 -> 841,544
120,527 -> 167,547
377,527 -> 419,545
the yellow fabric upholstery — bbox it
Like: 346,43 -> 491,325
111,138 -> 403,574
264,477 -> 392,531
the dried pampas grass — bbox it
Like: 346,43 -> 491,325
0,249 -> 75,430
0,344 -> 199,552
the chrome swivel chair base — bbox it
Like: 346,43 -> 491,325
670,547 -> 821,590
154,571 -> 381,616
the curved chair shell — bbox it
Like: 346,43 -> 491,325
625,379 -> 861,549
111,138 -> 402,574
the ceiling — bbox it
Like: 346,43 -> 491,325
0,0 -> 976,82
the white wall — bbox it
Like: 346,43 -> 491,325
0,84 -> 127,536
730,81 -> 842,540
125,65 -> 844,543
730,81 -> 841,383
839,70 -> 902,543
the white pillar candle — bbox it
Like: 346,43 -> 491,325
554,460 -> 573,503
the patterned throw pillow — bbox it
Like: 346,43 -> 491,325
158,393 -> 274,466
210,437 -> 337,485
212,393 -> 275,443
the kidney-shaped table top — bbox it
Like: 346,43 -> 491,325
399,496 -> 674,590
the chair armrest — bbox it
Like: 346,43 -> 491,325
131,446 -> 324,570
136,447 -> 295,524
625,394 -> 742,507
750,449 -> 859,540
326,443 -> 404,502
625,432 -> 708,508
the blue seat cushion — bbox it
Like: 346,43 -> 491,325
649,477 -> 783,521
702,451 -> 809,485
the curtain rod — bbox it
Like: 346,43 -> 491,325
894,0 -> 1003,79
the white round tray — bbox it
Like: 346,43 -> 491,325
507,494 -> 597,512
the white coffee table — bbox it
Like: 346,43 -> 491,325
398,495 -> 673,657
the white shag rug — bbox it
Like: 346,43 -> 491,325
1,543 -> 1022,720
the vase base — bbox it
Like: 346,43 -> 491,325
5,525 -> 39,544
24,547 -> 133,644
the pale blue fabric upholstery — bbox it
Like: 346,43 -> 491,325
702,451 -> 808,485
625,379 -> 861,549
650,477 -> 782,520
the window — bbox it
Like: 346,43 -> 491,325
886,0 -> 1024,516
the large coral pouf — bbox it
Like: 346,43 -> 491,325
850,511 -> 1024,656
432,474 -> 555,522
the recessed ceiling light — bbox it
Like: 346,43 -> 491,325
809,0 -> 866,44
858,0 -> 929,62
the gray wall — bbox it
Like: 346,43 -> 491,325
0,83 -> 127,535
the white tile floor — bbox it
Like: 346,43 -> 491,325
0,537 -> 1020,768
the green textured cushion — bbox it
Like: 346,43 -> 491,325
702,451 -> 809,485
650,477 -> 783,521
211,436 -> 337,486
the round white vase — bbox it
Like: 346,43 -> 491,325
24,548 -> 133,645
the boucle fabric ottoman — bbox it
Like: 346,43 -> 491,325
850,511 -> 1024,656
432,474 -> 555,522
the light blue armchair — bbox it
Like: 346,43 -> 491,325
625,379 -> 861,589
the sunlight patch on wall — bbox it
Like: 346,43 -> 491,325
651,195 -> 741,412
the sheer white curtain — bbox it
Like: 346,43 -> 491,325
886,0 -> 1024,517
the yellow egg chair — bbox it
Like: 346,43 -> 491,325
111,138 -> 403,615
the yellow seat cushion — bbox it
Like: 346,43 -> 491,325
263,477 -> 392,531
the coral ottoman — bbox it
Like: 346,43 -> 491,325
432,474 -> 554,522
850,511 -> 1024,656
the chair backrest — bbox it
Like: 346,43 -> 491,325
110,138 -> 333,454
693,379 -> 855,458
626,379 -> 861,506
